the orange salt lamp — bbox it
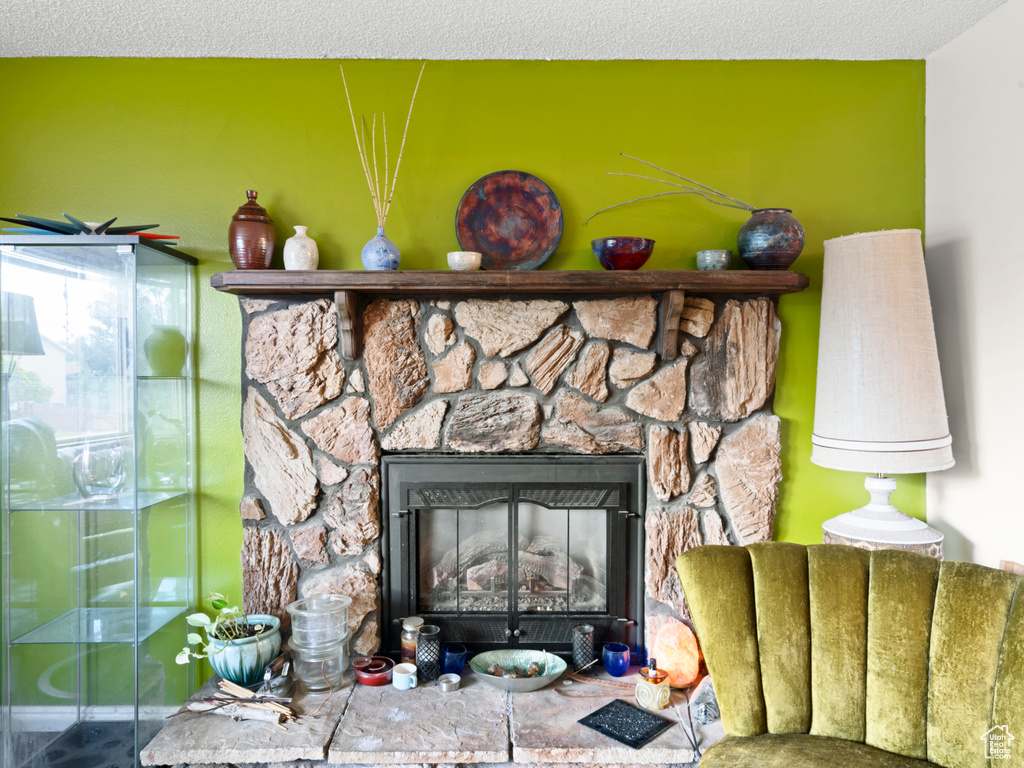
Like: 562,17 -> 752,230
651,620 -> 701,688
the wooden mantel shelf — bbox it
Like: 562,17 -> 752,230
210,268 -> 809,296
211,269 -> 809,361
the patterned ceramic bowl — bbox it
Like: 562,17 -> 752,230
469,649 -> 566,692
591,237 -> 655,270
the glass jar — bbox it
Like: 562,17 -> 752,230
401,617 -> 424,664
291,631 -> 350,693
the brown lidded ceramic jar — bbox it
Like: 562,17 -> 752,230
229,190 -> 275,269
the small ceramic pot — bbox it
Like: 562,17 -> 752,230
207,614 -> 282,687
362,227 -> 401,270
447,251 -> 482,270
696,249 -> 732,270
737,208 -> 805,270
144,326 -> 188,377
283,225 -> 319,270
228,190 -> 275,270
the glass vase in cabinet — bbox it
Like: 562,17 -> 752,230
1,235 -> 196,768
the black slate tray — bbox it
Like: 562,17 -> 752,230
577,698 -> 675,749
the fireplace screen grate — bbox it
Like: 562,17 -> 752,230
406,486 -> 508,509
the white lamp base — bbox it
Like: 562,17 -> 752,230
821,475 -> 943,559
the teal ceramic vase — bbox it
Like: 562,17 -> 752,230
207,614 -> 282,686
144,326 -> 188,377
361,226 -> 401,270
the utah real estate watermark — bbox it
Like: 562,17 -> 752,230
982,725 -> 1015,760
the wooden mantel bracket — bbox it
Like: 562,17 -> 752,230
658,290 -> 685,362
335,290 -> 358,361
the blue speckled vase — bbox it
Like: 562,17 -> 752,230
361,226 -> 401,271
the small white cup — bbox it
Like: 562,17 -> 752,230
393,662 -> 418,690
447,251 -> 482,270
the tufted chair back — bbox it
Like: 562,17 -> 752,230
676,543 -> 1024,768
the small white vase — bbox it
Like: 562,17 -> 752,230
283,225 -> 319,270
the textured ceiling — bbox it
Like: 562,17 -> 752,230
0,0 -> 1006,59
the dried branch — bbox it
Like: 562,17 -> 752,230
620,153 -> 756,210
340,64 -> 384,226
585,153 -> 757,226
584,190 -> 752,226
382,61 -> 426,223
371,114 -> 382,224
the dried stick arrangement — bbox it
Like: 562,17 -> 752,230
184,679 -> 297,727
340,62 -> 426,229
585,154 -> 757,225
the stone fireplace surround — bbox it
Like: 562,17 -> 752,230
235,286 -> 787,661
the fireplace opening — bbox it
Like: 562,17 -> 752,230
381,455 -> 645,659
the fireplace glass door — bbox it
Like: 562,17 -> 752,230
384,457 -> 644,657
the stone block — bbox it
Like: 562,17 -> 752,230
242,526 -> 298,625
648,426 -> 691,502
542,391 -> 643,454
324,467 -> 380,555
381,400 -> 449,451
363,298 -> 429,429
446,393 -> 541,452
689,297 -> 780,422
242,388 -> 318,525
717,414 -> 782,544
511,677 -> 696,764
329,678 -> 510,764
302,397 -> 378,465
479,361 -> 509,390
434,342 -> 476,393
527,326 -> 584,395
140,678 -> 352,766
609,348 -> 657,389
574,296 -> 658,349
426,313 -> 457,355
625,359 -> 689,422
564,341 -> 610,402
687,421 -> 721,464
455,298 -> 568,357
645,505 -> 701,619
679,296 -> 715,338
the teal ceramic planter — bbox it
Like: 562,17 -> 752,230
207,614 -> 282,686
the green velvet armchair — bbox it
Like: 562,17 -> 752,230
675,543 -> 1024,768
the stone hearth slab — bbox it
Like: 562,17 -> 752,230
139,678 -> 353,766
327,676 -> 510,764
511,677 -> 697,764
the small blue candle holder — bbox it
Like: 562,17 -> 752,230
441,643 -> 468,675
602,642 -> 631,677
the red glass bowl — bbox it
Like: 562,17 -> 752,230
353,656 -> 394,686
591,237 -> 655,270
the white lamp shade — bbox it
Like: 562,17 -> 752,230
811,229 -> 953,474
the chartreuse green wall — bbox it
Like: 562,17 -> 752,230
0,58 -> 925,617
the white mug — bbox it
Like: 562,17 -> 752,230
393,662 -> 418,690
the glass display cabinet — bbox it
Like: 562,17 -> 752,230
0,236 -> 196,768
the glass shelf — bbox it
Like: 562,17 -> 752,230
8,490 -> 186,514
10,606 -> 185,645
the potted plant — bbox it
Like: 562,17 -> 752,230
175,592 -> 281,687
